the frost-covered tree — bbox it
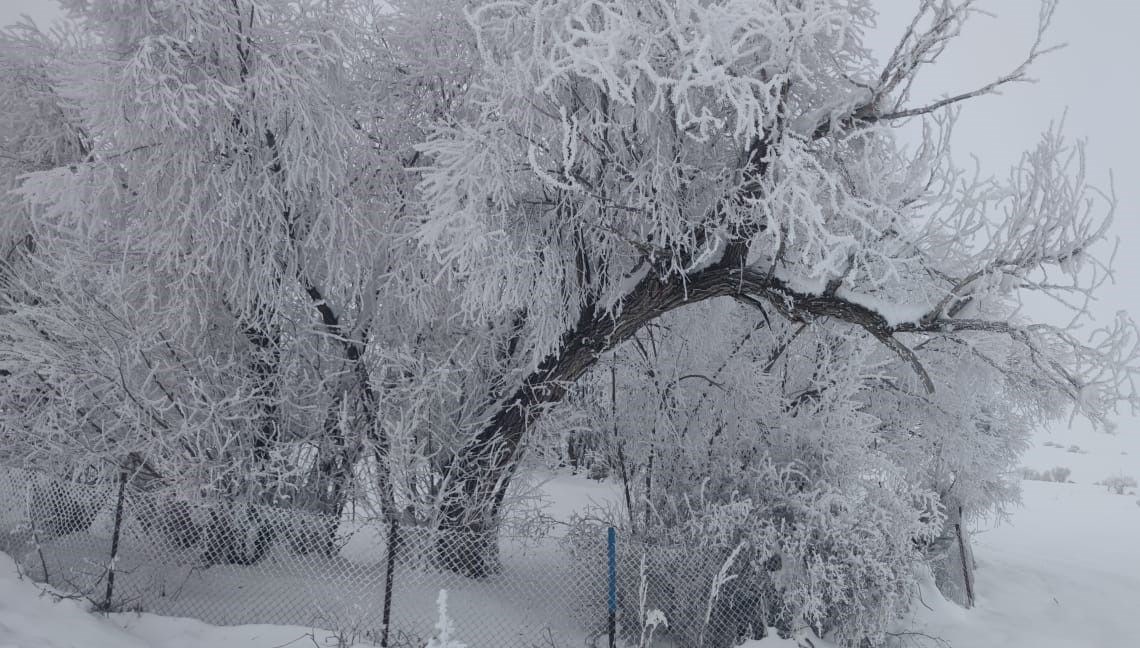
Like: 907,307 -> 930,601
0,0 -> 413,519
0,1 -> 499,552
414,0 -> 1138,576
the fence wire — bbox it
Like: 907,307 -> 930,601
0,466 -> 769,648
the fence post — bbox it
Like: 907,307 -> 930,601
380,516 -> 399,647
608,526 -> 617,648
955,513 -> 975,608
25,482 -> 50,583
102,469 -> 128,612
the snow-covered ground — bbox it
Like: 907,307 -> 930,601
0,553 -> 362,648
1,428 -> 1138,648
903,480 -> 1140,648
898,424 -> 1140,648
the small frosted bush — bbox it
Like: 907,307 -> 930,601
565,460 -> 940,648
426,590 -> 466,648
1019,466 -> 1070,483
1046,467 -> 1071,483
1102,475 -> 1138,495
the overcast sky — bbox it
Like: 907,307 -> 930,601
3,1 -> 1139,432
1,0 -> 57,28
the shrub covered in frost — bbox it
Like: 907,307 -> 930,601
1101,474 -> 1138,495
425,590 -> 466,648
564,459 -> 939,648
1020,466 -> 1071,483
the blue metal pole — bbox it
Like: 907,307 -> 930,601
608,526 -> 617,648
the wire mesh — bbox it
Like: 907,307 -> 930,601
0,466 -> 769,648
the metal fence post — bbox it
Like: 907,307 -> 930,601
608,526 -> 617,648
381,516 -> 399,647
101,469 -> 128,612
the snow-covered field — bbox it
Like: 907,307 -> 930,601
1,428 -> 1137,648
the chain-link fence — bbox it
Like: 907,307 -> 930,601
0,466 -> 768,648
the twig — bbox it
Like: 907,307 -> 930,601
885,630 -> 952,648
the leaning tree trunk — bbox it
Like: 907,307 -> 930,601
435,401 -> 535,577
